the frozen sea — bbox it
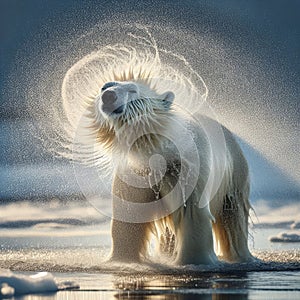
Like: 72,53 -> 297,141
0,200 -> 299,299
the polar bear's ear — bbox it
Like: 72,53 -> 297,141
161,91 -> 175,110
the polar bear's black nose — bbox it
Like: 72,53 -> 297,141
102,90 -> 117,104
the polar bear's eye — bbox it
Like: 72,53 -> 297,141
101,82 -> 117,91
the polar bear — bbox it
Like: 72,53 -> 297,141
89,76 -> 253,265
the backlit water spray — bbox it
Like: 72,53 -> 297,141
58,27 -> 228,222
25,22 -> 299,198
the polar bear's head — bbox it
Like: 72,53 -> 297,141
96,81 -> 174,121
92,80 -> 175,152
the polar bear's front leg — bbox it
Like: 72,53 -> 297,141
173,200 -> 218,265
109,174 -> 155,262
110,220 -> 151,262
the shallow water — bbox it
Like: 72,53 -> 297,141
44,270 -> 300,299
1,236 -> 300,299
1,202 -> 299,299
4,267 -> 300,299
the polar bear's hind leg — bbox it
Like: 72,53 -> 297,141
212,192 -> 253,262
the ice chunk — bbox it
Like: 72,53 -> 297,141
291,221 -> 300,229
1,283 -> 15,297
0,269 -> 57,296
269,231 -> 300,243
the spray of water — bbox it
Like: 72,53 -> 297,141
52,27 -> 227,222
61,28 -> 207,154
24,22 -> 299,203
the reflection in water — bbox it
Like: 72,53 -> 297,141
22,292 -> 247,300
113,273 -> 249,299
113,294 -> 247,300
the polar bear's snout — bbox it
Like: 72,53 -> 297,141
100,84 -> 126,116
99,81 -> 140,118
